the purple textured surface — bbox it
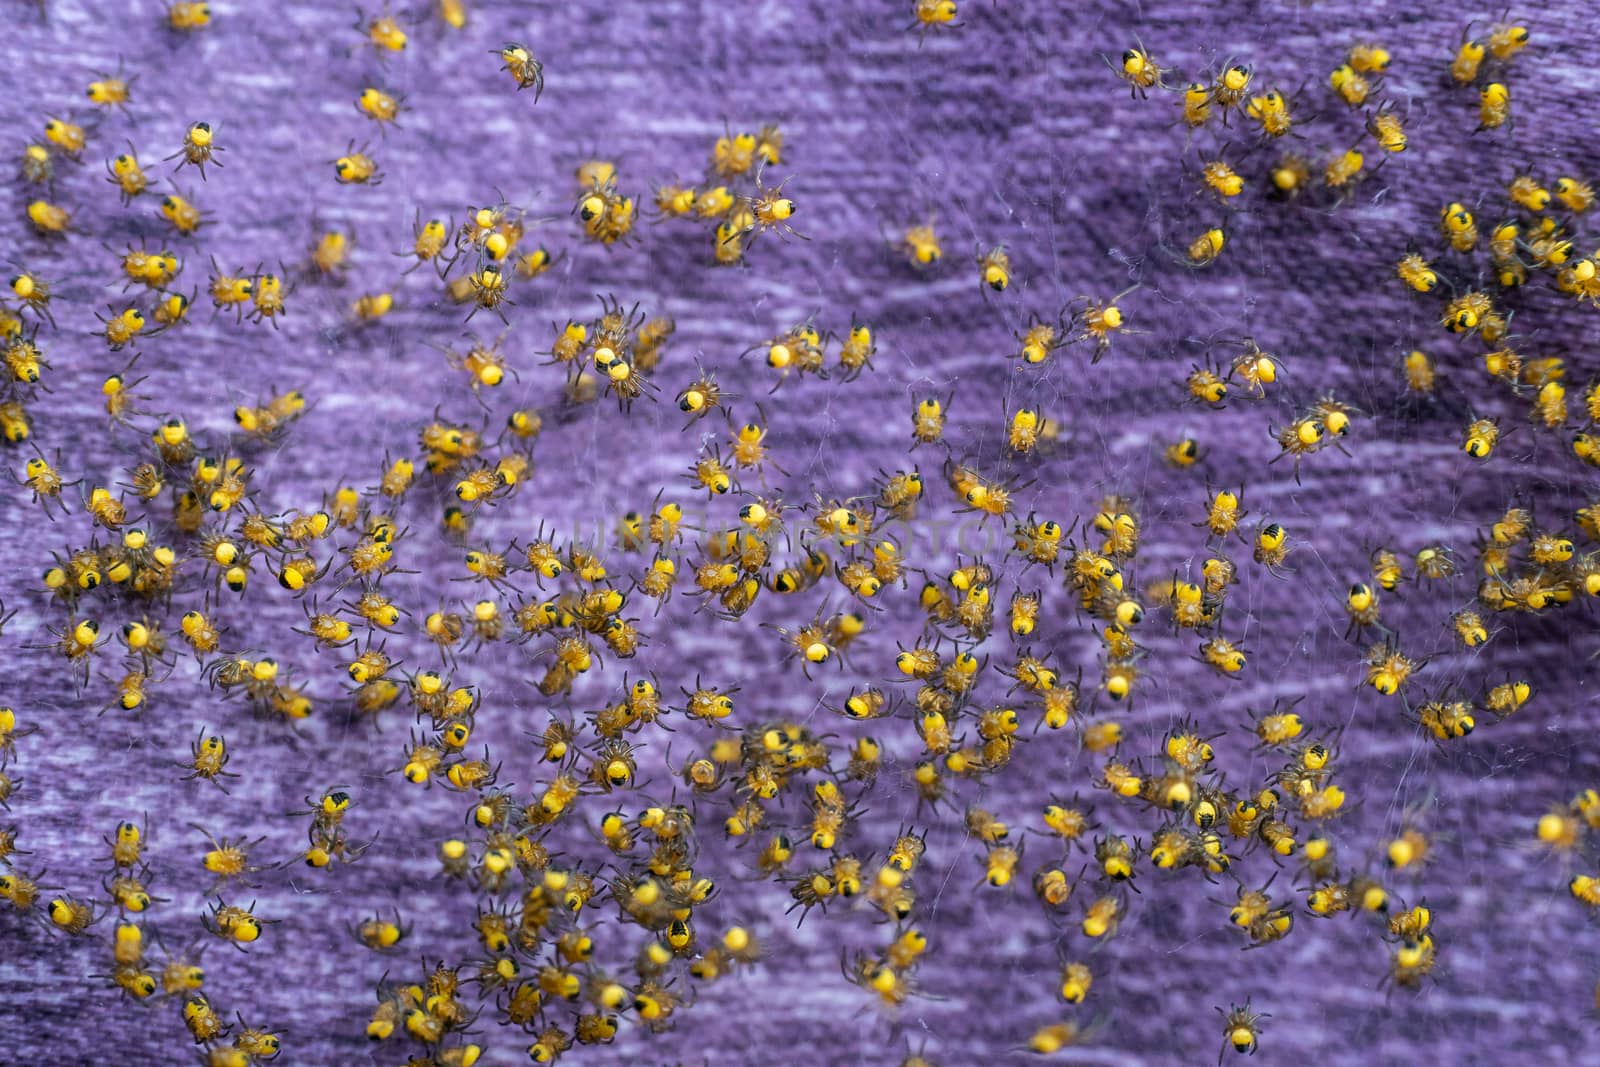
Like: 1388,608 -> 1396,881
1,1 -> 1598,1065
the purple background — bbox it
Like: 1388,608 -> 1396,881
1,0 -> 1598,1064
